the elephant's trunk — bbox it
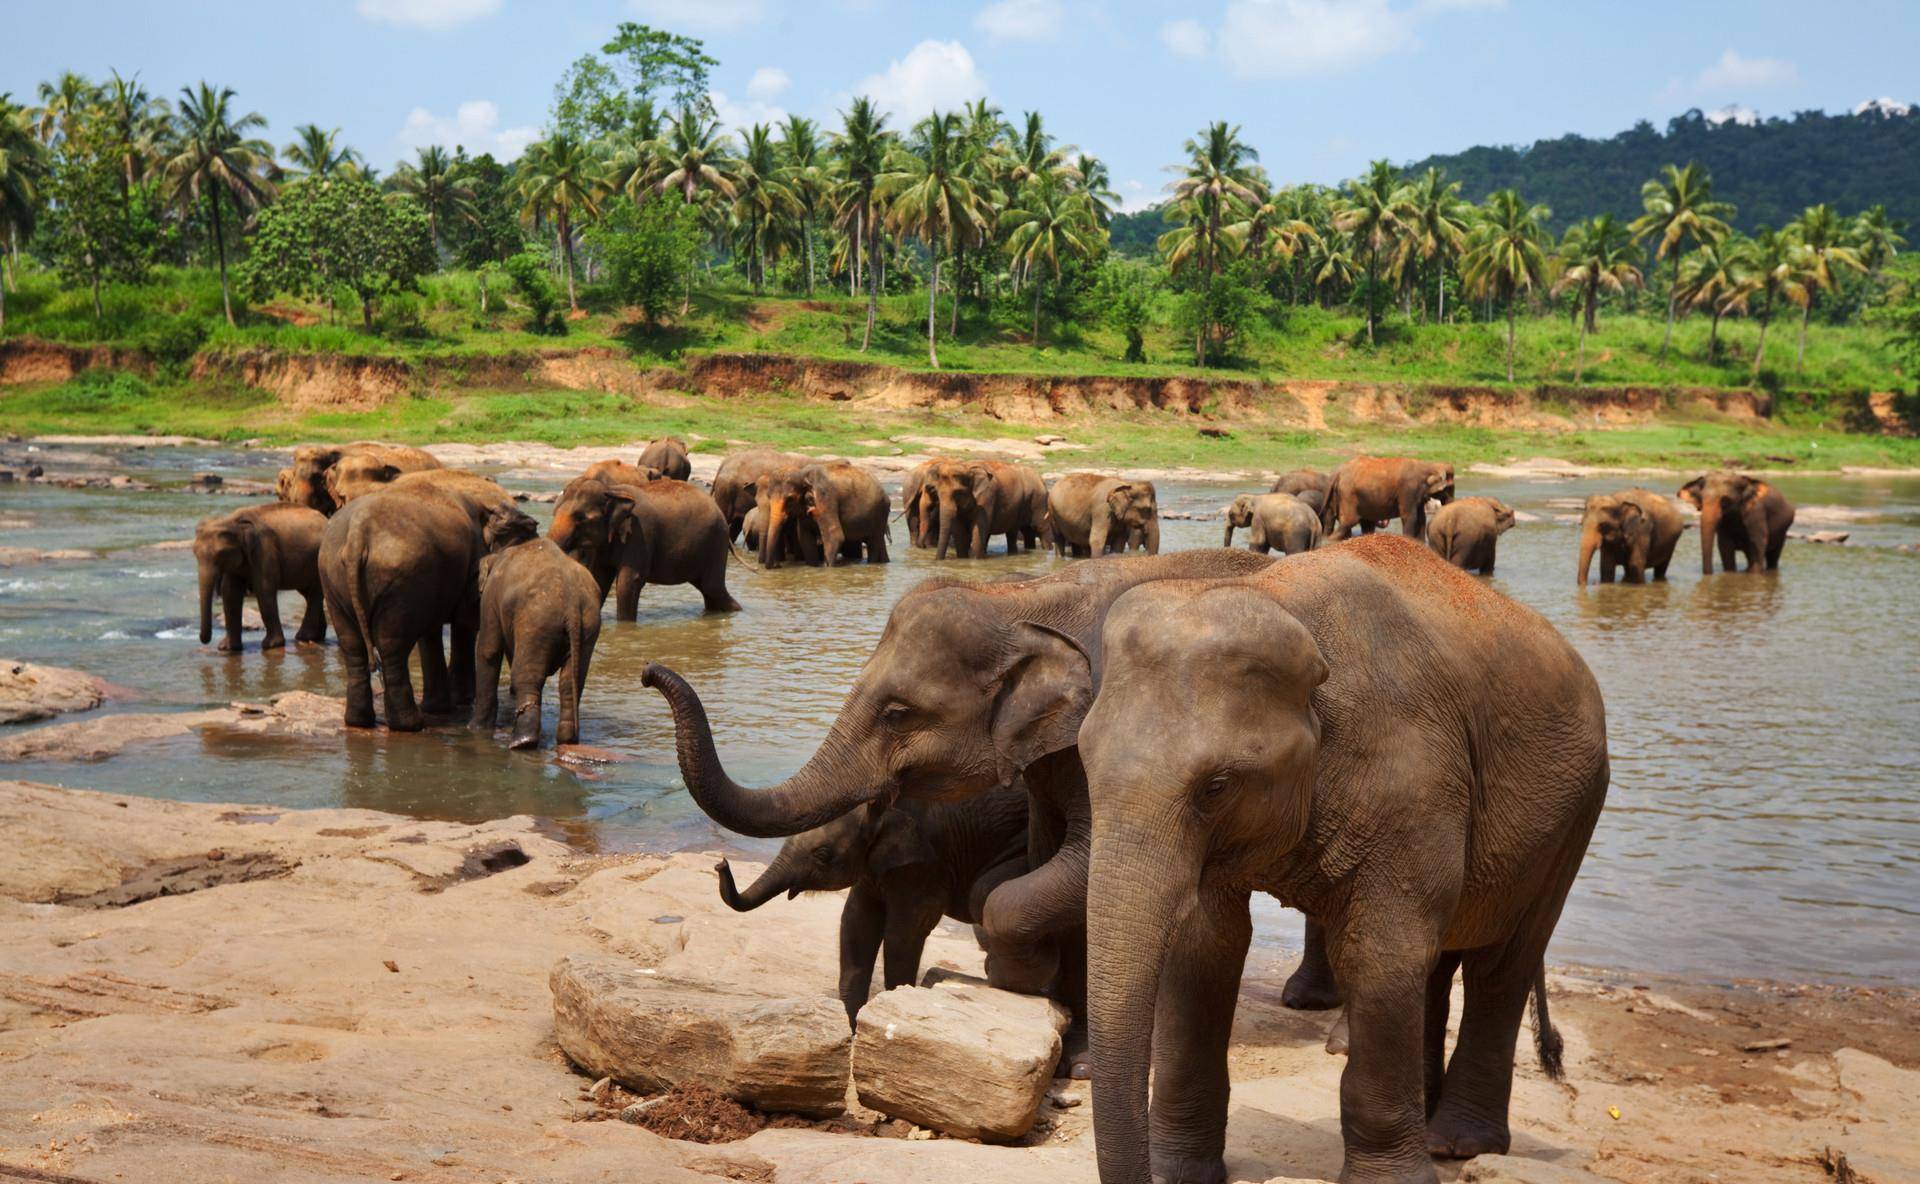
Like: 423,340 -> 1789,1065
1142,514 -> 1161,556
716,853 -> 796,911
642,663 -> 895,838
1698,502 -> 1722,575
197,557 -> 216,644
1576,522 -> 1600,586
762,500 -> 786,568
1221,519 -> 1236,548
935,495 -> 957,561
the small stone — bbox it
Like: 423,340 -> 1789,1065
383,960 -> 400,974
1048,1089 -> 1082,1109
1740,1037 -> 1791,1052
586,1076 -> 613,1103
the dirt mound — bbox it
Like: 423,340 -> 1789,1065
0,337 -> 151,385
192,349 -> 412,411
624,1084 -> 768,1143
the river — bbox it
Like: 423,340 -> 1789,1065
2,443 -> 1916,987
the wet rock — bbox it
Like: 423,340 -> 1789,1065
0,691 -> 346,760
0,546 -> 96,566
851,980 -> 1070,1142
0,660 -> 109,725
189,471 -> 224,489
549,952 -> 851,1118
1458,1154 -> 1617,1183
1788,530 -> 1849,545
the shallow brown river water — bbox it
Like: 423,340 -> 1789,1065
3,443 -> 1916,986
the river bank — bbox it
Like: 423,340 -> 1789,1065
0,779 -> 1914,1184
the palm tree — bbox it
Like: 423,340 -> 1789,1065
831,97 -> 890,351
162,82 -> 275,326
1074,153 -> 1120,228
1630,162 -> 1733,361
281,124 -> 361,181
606,100 -> 667,203
1462,189 -> 1550,382
1852,204 -> 1906,274
1402,168 -> 1470,323
1787,203 -> 1865,374
1006,111 -> 1072,189
32,72 -> 97,145
1162,121 -> 1261,365
515,133 -> 605,313
101,71 -> 169,199
389,145 -> 474,257
778,114 -> 824,295
1735,227 -> 1810,379
732,123 -> 799,295
1674,239 -> 1750,360
999,174 -> 1097,343
1331,159 -> 1413,345
1306,233 -> 1358,306
1550,214 -> 1642,384
0,96 -> 49,328
879,111 -> 988,368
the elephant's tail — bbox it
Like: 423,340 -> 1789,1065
1530,962 -> 1565,1081
725,534 -> 762,573
346,523 -> 379,674
559,606 -> 582,742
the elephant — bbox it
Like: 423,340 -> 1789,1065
194,502 -> 329,653
1677,472 -> 1795,575
548,477 -> 741,618
901,459 -> 942,549
580,459 -> 663,488
711,450 -> 809,541
282,442 -> 438,515
1048,473 -> 1161,557
741,504 -> 768,553
320,479 -> 538,732
1426,496 -> 1516,574
756,461 -> 890,568
1270,468 -> 1333,517
1322,457 -> 1455,540
1077,534 -> 1609,1184
638,436 -> 693,482
639,548 -> 1280,1073
924,458 -> 1049,560
1223,492 -> 1322,556
328,465 -> 517,519
471,520 -> 602,750
1577,489 -> 1685,585
715,785 -> 1031,1027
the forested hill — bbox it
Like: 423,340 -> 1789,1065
1402,106 -> 1920,232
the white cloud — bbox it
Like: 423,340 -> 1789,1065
975,0 -> 1065,42
1694,48 -> 1797,91
1159,18 -> 1211,59
710,89 -> 790,135
356,0 -> 500,30
852,40 -> 989,120
627,0 -> 764,33
746,67 -> 792,102
396,101 -> 537,162
1704,103 -> 1759,127
1219,0 -> 1412,79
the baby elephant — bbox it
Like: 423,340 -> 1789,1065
471,511 -> 601,749
1223,492 -> 1322,555
1427,496 -> 1516,574
715,787 -> 1030,1027
194,503 -> 329,652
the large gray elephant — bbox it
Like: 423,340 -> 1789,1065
1078,535 -> 1608,1184
924,458 -> 1049,560
328,465 -> 518,517
1577,489 -> 1684,585
194,502 -> 329,653
1322,456 -> 1455,540
710,450 -> 809,541
1426,496 -> 1515,574
756,461 -> 891,568
470,516 -> 601,750
580,459 -> 663,488
716,786 -> 1031,1027
1049,473 -> 1160,557
901,459 -> 942,549
282,442 -> 439,515
638,436 -> 693,482
1270,468 -> 1333,517
639,549 -> 1280,1072
1222,492 -> 1321,555
548,477 -> 740,617
1677,471 -> 1794,575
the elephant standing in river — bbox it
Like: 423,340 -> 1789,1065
710,450 -> 808,541
549,477 -> 739,618
1577,489 -> 1684,585
1677,472 -> 1794,575
1079,535 -> 1608,1184
1049,473 -> 1160,557
194,503 -> 329,652
1426,496 -> 1515,574
1223,492 -> 1321,556
924,458 -> 1049,560
1270,468 -> 1333,518
716,785 -> 1031,1027
901,459 -> 941,549
1322,457 -> 1455,541
580,459 -> 662,488
282,442 -> 439,515
638,437 -> 693,482
756,461 -> 890,568
470,513 -> 601,750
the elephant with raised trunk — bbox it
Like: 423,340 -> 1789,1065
1049,473 -> 1160,557
471,513 -> 601,750
1270,468 -> 1333,517
282,442 -> 438,515
924,458 -> 1049,560
1322,456 -> 1455,540
638,436 -> 693,482
716,786 -> 1030,1026
1426,496 -> 1515,574
194,503 -> 329,653
1079,535 -> 1608,1184
1677,471 -> 1794,575
1577,489 -> 1684,585
1223,492 -> 1321,556
639,548 -> 1281,1074
710,450 -> 808,541
549,477 -> 739,618
756,461 -> 890,568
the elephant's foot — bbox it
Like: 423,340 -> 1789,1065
261,634 -> 287,651
1282,959 -> 1344,1011
1055,1022 -> 1092,1080
419,693 -> 453,716
555,720 -> 580,746
385,713 -> 426,733
508,706 -> 542,750
1424,1103 -> 1511,1160
344,701 -> 377,730
1149,1151 -> 1226,1184
1336,1159 -> 1440,1184
216,637 -> 243,654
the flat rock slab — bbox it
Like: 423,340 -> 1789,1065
0,660 -> 108,724
0,691 -> 345,761
550,951 -> 851,1117
853,981 -> 1070,1141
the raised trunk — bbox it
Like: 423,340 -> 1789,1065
641,663 -> 894,838
716,854 -> 796,911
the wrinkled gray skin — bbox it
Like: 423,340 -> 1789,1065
319,484 -> 537,731
1577,489 -> 1684,585
1322,457 -> 1456,541
1049,473 -> 1161,557
901,459 -> 941,549
925,458 -> 1049,560
710,450 -> 809,541
1270,468 -> 1333,518
1426,496 -> 1516,574
471,521 -> 601,750
195,502 -> 329,653
638,436 -> 693,482
1222,492 -> 1322,556
757,461 -> 891,568
639,549 -> 1282,1075
1677,472 -> 1795,575
717,786 -> 1030,1027
549,478 -> 740,618
1080,535 -> 1608,1184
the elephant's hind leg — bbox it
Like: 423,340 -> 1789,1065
379,639 -> 425,732
1282,917 -> 1344,1010
697,555 -> 741,613
295,584 -> 328,644
417,629 -> 453,715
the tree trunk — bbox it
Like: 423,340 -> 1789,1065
803,210 -> 815,296
559,208 -> 578,312
1032,278 -> 1042,344
91,270 -> 103,321
208,188 -> 236,327
1707,306 -> 1722,360
949,244 -> 960,337
1796,300 -> 1811,374
1575,314 -> 1587,385
1659,256 -> 1678,361
861,199 -> 877,353
926,254 -> 941,369
852,208 -> 861,298
1506,298 -> 1517,383
1365,247 -> 1377,345
1437,263 -> 1445,323
1753,293 -> 1773,378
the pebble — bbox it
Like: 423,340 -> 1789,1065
1739,1037 -> 1791,1052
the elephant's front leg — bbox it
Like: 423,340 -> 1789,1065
294,584 -> 327,644
613,566 -> 642,621
837,883 -> 886,1028
1148,894 -> 1251,1184
1329,914 -> 1445,1184
417,628 -> 452,715
469,619 -> 504,734
1282,916 -> 1344,1010
254,579 -> 288,650
1715,531 -> 1737,575
880,890 -> 944,991
219,573 -> 247,654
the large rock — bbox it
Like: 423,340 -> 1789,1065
852,980 -> 1070,1141
550,951 -> 851,1117
0,660 -> 107,724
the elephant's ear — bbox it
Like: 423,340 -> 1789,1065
1105,483 -> 1133,514
605,490 -> 638,544
1677,476 -> 1706,507
866,807 -> 935,879
967,465 -> 996,501
988,621 -> 1095,782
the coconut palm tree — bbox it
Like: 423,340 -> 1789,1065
1074,153 -> 1120,228
649,108 -> 739,205
731,123 -> 799,295
1735,227 -> 1809,378
1402,167 -> 1471,323
32,72 -> 97,146
1787,203 -> 1866,374
1630,162 -> 1733,361
1227,184 -> 1318,275
1674,239 -> 1750,360
514,133 -> 605,313
1852,205 -> 1906,274
1550,214 -> 1642,384
162,82 -> 275,326
1462,189 -> 1550,382
1006,110 -> 1073,190
778,114 -> 825,295
0,95 -> 49,327
101,71 -> 169,199
389,145 -> 474,257
281,124 -> 362,181
879,110 -> 988,368
830,97 -> 890,351
999,173 -> 1097,343
1331,159 -> 1413,346
1161,121 -> 1261,365
606,100 -> 667,203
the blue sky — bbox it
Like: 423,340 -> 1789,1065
6,1 -> 1916,209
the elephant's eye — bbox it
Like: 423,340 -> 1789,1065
1196,773 -> 1233,806
880,702 -> 912,726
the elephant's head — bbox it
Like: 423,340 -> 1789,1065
1222,494 -> 1259,547
324,455 -> 403,509
1576,494 -> 1649,585
929,461 -> 994,560
192,516 -> 257,645
1485,497 -> 1517,535
273,467 -> 297,505
802,465 -> 853,559
549,478 -> 635,590
286,445 -> 346,514
482,502 -> 540,554
714,804 -> 930,910
756,469 -> 811,568
1678,472 -> 1768,574
1423,463 -> 1457,507
1106,481 -> 1160,553
1077,581 -> 1327,1183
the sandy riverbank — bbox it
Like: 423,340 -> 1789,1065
0,780 -> 1913,1184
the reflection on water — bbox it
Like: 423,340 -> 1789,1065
2,448 -> 1917,985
